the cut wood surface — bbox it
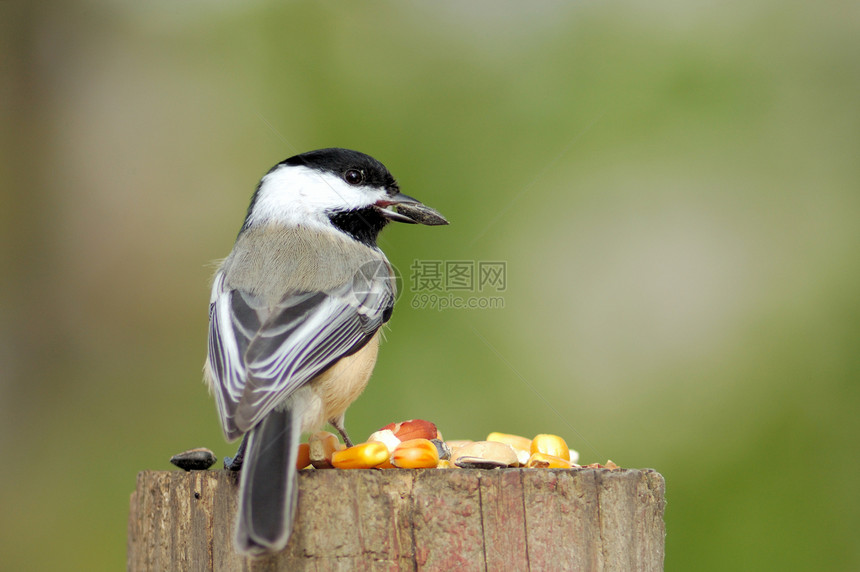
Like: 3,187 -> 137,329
128,468 -> 665,571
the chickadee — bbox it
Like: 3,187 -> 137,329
204,148 -> 447,555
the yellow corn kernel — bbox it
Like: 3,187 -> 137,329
526,452 -> 572,469
331,442 -> 390,469
391,438 -> 440,469
530,434 -> 570,461
296,443 -> 311,470
486,432 -> 533,453
309,431 -> 341,468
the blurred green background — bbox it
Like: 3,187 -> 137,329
2,1 -> 858,570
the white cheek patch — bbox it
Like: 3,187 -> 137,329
247,165 -> 380,227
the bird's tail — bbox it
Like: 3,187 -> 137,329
235,403 -> 300,555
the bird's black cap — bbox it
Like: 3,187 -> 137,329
280,148 -> 399,194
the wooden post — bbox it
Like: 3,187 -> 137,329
128,468 -> 665,571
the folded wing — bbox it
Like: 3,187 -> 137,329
208,261 -> 394,440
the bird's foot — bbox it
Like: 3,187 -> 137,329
223,435 -> 248,470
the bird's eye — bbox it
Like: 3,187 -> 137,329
344,169 -> 364,185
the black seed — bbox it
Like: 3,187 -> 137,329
395,203 -> 448,225
170,448 -> 217,471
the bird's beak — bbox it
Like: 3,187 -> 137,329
375,192 -> 448,226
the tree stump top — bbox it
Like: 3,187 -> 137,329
128,468 -> 665,571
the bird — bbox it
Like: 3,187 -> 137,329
203,147 -> 448,555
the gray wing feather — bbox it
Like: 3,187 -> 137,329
207,263 -> 394,440
208,272 -> 248,433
